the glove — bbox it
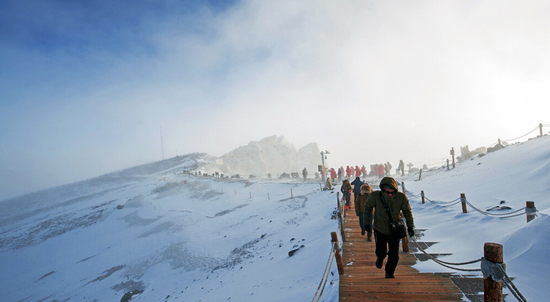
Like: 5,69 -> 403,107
364,225 -> 371,233
408,227 -> 415,237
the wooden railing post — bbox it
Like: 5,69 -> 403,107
401,182 -> 406,193
338,212 -> 345,242
526,201 -> 536,223
400,214 -> 409,253
484,242 -> 503,302
461,193 -> 468,213
418,169 -> 422,180
331,232 -> 344,275
421,191 -> 425,204
291,189 -> 293,199
268,193 -> 270,200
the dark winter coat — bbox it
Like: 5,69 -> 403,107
354,184 -> 372,214
363,177 -> 414,236
341,180 -> 351,196
351,177 -> 363,194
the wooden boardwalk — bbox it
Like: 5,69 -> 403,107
339,197 -> 466,301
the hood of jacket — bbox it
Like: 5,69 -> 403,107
360,184 -> 372,195
379,177 -> 398,192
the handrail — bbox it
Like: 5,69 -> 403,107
404,187 -> 530,301
414,190 -> 536,219
311,241 -> 337,302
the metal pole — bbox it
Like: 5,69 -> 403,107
321,151 -> 326,185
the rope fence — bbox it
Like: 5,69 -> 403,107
311,193 -> 345,301
310,240 -> 337,302
413,190 -> 539,221
410,236 -> 482,272
162,176 -> 330,201
401,185 -> 534,301
410,236 -> 527,301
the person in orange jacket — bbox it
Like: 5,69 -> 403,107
355,165 -> 361,177
346,166 -> 352,179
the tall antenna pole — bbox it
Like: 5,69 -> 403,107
160,126 -> 164,160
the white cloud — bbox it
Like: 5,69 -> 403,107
2,0 -> 550,199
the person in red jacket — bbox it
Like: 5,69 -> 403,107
330,168 -> 337,181
355,165 -> 361,177
346,166 -> 352,179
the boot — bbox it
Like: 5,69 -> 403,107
361,228 -> 365,235
367,232 -> 372,241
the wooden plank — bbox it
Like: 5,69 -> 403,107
339,195 -> 465,301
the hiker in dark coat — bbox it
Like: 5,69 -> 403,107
398,160 -> 405,176
364,177 -> 414,278
351,176 -> 363,203
341,179 -> 352,209
354,183 -> 372,239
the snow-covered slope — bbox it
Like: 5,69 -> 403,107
0,152 -> 338,301
1,134 -> 549,302
401,135 -> 550,302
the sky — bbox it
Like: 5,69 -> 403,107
1,134 -> 549,301
1,0 -> 550,200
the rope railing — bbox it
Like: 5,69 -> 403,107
424,196 -> 461,206
310,241 -> 337,302
500,126 -> 540,142
410,236 -> 482,272
411,231 -> 528,301
168,176 -> 330,200
404,186 -> 532,301
417,191 -> 537,219
497,263 -> 528,302
464,199 -> 527,218
481,123 -> 547,149
311,194 -> 345,302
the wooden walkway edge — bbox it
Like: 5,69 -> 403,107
339,197 -> 466,301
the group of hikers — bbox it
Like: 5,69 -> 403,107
340,176 -> 415,279
324,160 -> 409,182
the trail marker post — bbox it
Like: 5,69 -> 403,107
331,232 -> 344,275
484,242 -> 503,302
450,147 -> 455,169
526,201 -> 536,223
461,193 -> 468,213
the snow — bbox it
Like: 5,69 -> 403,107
1,135 -> 550,301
